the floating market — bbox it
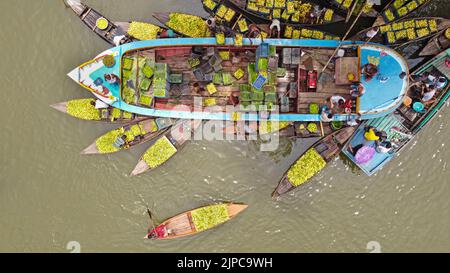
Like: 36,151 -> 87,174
53,0 -> 450,239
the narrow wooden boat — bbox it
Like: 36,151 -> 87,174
272,126 -> 356,198
419,28 -> 450,56
146,203 -> 247,240
81,118 -> 175,155
225,0 -> 345,26
373,0 -> 431,26
50,98 -> 145,123
64,0 -> 174,45
342,49 -> 450,175
68,38 -> 409,122
327,0 -> 379,18
352,17 -> 450,47
130,119 -> 202,176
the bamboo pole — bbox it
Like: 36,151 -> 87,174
320,0 -> 368,74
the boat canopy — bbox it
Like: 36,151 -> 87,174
68,38 -> 409,122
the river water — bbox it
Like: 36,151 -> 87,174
0,0 -> 449,252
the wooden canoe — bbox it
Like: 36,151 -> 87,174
351,17 -> 450,47
64,0 -> 172,45
226,0 -> 345,26
272,126 -> 356,199
373,0 -> 431,26
146,203 -> 248,240
50,98 -> 147,123
419,29 -> 450,56
130,119 -> 202,176
81,118 -> 174,155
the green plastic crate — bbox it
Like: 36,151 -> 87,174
139,95 -> 152,106
240,91 -> 252,101
213,72 -> 223,85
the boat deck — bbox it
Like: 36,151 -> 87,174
120,44 -> 359,114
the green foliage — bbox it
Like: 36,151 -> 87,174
66,99 -> 100,121
287,149 -> 326,187
191,204 -> 230,232
142,136 -> 178,168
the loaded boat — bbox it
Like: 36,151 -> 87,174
272,126 -> 356,198
146,203 -> 247,240
67,38 -> 409,122
353,17 -> 450,47
419,28 -> 450,57
64,0 -> 175,45
342,49 -> 450,175
81,118 -> 174,155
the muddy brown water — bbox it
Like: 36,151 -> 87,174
0,0 -> 449,252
